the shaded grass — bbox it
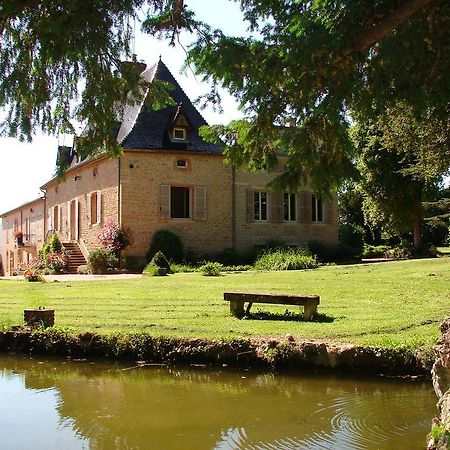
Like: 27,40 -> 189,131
0,258 -> 449,351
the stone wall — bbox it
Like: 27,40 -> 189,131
120,151 -> 339,259
45,157 -> 119,251
0,198 -> 45,275
234,168 -> 339,252
120,151 -> 233,258
428,317 -> 450,450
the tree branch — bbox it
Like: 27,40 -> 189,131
334,0 -> 439,64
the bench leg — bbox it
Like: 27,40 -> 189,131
245,302 -> 253,316
230,299 -> 245,317
303,303 -> 317,321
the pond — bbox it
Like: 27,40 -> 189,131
0,354 -> 436,450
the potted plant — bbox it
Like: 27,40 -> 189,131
13,230 -> 24,246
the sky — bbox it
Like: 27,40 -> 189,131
0,0 -> 250,215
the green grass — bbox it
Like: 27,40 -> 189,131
1,258 -> 449,351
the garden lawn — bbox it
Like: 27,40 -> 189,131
0,258 -> 449,351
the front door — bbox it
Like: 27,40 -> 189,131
69,199 -> 79,241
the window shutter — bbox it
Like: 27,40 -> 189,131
87,194 -> 91,225
298,191 -> 312,223
48,208 -> 53,230
160,184 -> 170,219
67,201 -> 71,240
97,191 -> 102,224
74,199 -> 79,240
269,192 -> 282,222
58,206 -> 62,232
194,186 -> 207,220
246,188 -> 254,222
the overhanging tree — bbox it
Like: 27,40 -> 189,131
1,0 -> 450,187
187,0 -> 450,190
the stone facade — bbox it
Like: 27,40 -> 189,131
0,198 -> 45,275
1,151 -> 339,274
42,156 -> 119,258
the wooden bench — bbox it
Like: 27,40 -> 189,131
224,292 -> 320,320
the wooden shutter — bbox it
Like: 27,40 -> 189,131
97,191 -> 102,224
298,191 -> 312,223
160,184 -> 170,219
58,205 -> 62,231
74,199 -> 79,240
269,192 -> 282,222
48,208 -> 53,231
246,188 -> 254,222
67,201 -> 71,239
87,194 -> 91,225
194,186 -> 207,220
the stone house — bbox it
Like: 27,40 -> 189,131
0,197 -> 45,275
1,59 -> 338,275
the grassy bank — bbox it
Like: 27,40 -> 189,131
1,258 -> 449,352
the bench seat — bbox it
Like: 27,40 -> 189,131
224,292 -> 320,320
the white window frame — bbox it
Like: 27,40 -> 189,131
284,192 -> 297,222
312,195 -> 325,223
173,127 -> 186,141
176,159 -> 187,169
254,191 -> 268,221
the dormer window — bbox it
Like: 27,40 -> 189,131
173,127 -> 186,141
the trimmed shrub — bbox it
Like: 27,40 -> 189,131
88,249 -> 118,274
198,262 -> 223,276
146,230 -> 184,263
48,232 -> 62,253
149,251 -> 170,270
254,248 -> 318,271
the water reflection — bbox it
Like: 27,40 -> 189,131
0,355 -> 435,450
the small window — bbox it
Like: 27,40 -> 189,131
173,128 -> 186,141
177,159 -> 187,168
254,191 -> 268,221
171,187 -> 190,218
312,195 -> 324,222
284,193 -> 296,222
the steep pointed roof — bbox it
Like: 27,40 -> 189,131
116,60 -> 221,154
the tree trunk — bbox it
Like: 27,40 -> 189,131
413,215 -> 423,250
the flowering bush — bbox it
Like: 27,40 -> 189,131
46,252 -> 68,273
98,220 -> 131,253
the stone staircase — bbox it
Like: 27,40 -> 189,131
63,242 -> 87,274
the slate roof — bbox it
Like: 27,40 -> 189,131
117,59 -> 222,155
